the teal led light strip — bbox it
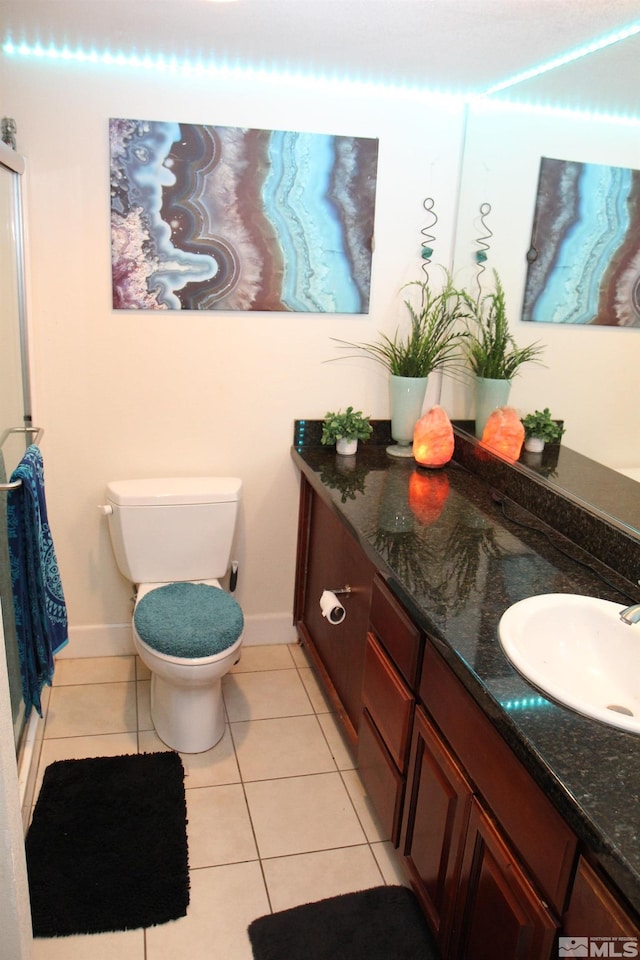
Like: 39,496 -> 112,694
0,39 -> 468,104
473,95 -> 640,128
482,21 -> 640,96
501,696 -> 550,712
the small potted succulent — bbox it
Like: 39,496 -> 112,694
520,408 -> 565,452
321,407 -> 373,455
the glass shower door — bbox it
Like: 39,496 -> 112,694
0,145 -> 31,750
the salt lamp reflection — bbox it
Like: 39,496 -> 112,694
409,470 -> 450,525
481,407 -> 524,463
413,405 -> 454,469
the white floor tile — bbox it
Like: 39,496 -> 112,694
231,714 -> 336,781
317,711 -> 356,770
145,861 -> 269,960
223,669 -> 313,722
186,783 -> 258,868
231,643 -> 296,673
180,725 -> 241,787
245,772 -> 367,859
371,840 -> 411,886
298,665 -> 334,713
32,928 -> 144,960
136,679 -> 153,730
262,844 -> 385,912
53,656 -> 136,686
44,681 -> 137,739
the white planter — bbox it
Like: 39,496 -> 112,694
475,377 -> 512,438
388,374 -> 428,457
524,436 -> 545,453
336,437 -> 358,455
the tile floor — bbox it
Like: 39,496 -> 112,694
29,642 -> 408,960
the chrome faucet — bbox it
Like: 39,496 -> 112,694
619,603 -> 640,625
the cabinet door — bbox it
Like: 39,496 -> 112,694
451,799 -> 558,960
399,706 -> 473,954
358,707 -> 404,844
564,856 -> 640,939
296,484 -> 375,742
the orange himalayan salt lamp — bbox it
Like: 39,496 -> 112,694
481,407 -> 524,462
412,405 -> 454,469
408,470 -> 450,525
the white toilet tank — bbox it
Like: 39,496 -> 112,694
105,477 -> 242,584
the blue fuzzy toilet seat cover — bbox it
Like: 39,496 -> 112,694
134,582 -> 243,658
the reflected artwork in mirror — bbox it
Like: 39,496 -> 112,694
449,31 -> 640,537
522,156 -> 640,328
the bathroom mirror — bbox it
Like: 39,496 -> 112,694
451,31 -> 640,538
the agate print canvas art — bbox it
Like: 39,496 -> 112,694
522,156 -> 640,327
110,118 -> 379,313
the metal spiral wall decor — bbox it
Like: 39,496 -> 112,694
474,201 -> 493,295
420,197 -> 438,284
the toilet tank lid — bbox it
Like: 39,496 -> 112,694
106,477 -> 242,506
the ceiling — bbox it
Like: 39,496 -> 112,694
1,0 -> 639,113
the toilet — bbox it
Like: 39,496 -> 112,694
102,477 -> 244,753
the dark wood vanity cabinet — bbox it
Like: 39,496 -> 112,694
293,473 -> 640,957
405,641 -> 576,959
357,576 -> 422,844
293,477 -> 375,745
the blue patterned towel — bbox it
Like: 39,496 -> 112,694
7,445 -> 68,717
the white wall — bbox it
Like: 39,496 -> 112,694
2,53 -> 466,651
445,100 -> 640,469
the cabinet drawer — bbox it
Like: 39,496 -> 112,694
358,708 -> 405,844
421,641 -> 577,916
370,575 -> 422,687
362,632 -> 414,771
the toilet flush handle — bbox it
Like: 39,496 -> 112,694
97,504 -> 113,516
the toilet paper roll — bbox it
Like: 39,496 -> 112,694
320,590 -> 346,624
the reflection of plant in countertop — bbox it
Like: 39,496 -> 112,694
319,461 -> 370,503
368,514 -> 508,620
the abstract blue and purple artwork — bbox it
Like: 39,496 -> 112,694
110,118 -> 378,313
522,156 -> 640,327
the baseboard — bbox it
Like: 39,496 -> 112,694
58,613 -> 298,659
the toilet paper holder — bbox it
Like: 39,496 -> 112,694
319,586 -> 351,625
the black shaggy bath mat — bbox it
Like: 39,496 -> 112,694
25,751 -> 190,937
248,885 -> 441,960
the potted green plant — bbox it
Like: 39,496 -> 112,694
521,408 -> 565,452
330,271 -> 467,456
321,407 -> 373,455
460,271 -> 544,437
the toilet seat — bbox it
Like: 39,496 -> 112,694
133,581 -> 244,660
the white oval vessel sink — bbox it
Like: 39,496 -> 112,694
498,594 -> 640,734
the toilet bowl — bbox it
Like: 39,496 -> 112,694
133,580 -> 243,753
102,476 -> 244,754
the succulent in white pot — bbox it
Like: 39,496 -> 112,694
521,408 -> 565,452
321,407 -> 373,455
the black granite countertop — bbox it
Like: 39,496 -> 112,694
291,428 -> 640,919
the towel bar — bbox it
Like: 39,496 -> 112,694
0,427 -> 44,491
